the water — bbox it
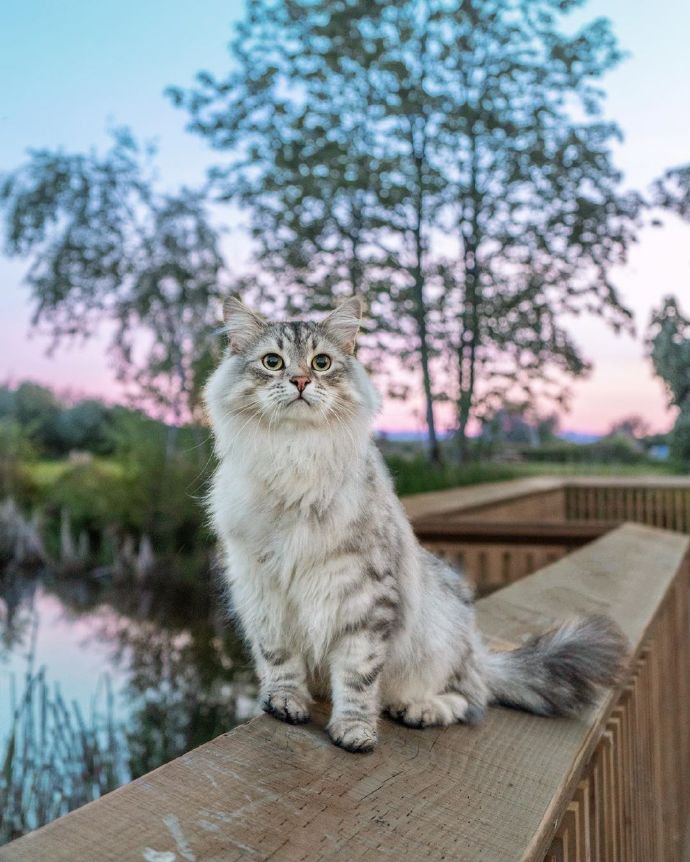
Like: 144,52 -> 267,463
0,561 -> 259,784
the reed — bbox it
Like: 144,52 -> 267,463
0,666 -> 127,845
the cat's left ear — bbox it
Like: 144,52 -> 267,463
323,297 -> 364,354
223,296 -> 267,353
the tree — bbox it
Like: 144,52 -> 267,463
607,415 -> 650,441
0,129 -> 226,424
651,163 -> 690,467
653,165 -> 690,220
57,399 -> 114,455
648,296 -> 690,467
648,299 -> 690,413
6,382 -> 62,455
170,0 -> 642,461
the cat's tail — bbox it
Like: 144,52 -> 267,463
484,615 -> 629,717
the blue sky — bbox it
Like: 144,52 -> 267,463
1,0 -> 689,432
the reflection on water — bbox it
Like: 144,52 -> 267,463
0,558 -> 259,841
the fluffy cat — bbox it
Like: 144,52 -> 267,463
205,297 -> 627,753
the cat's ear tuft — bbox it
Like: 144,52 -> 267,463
323,297 -> 364,354
223,296 -> 267,353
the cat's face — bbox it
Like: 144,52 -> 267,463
209,297 -> 376,429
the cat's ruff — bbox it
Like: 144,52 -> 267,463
206,297 -> 628,753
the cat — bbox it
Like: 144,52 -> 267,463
205,296 -> 628,753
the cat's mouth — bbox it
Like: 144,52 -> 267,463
290,395 -> 311,407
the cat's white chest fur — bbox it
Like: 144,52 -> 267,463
210,439 -> 367,663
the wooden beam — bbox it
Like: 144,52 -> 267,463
413,519 -> 619,546
2,524 -> 687,862
401,477 -> 565,521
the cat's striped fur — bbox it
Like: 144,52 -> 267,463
206,297 -> 628,752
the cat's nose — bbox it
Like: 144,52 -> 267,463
290,376 -> 311,393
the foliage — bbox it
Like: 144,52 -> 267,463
0,419 -> 37,504
385,454 -> 519,496
0,383 -> 62,456
648,296 -> 690,413
653,164 -> 690,220
108,410 -> 214,552
521,435 -> 647,465
0,384 -> 215,560
648,296 -> 690,469
0,130 -> 226,421
171,0 -> 642,460
669,411 -> 690,467
56,400 -> 114,455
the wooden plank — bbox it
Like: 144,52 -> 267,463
413,519 -> 618,546
2,524 -> 688,862
565,476 -> 690,489
402,477 -> 565,521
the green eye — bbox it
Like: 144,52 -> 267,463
311,354 -> 331,371
262,353 -> 284,370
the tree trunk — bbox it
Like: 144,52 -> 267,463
457,137 -> 481,463
411,116 -> 442,465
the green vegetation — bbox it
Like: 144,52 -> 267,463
386,456 -> 674,497
0,381 -> 680,568
648,295 -> 690,469
0,383 -> 215,567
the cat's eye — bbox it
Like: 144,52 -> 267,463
311,354 -> 332,371
262,353 -> 284,370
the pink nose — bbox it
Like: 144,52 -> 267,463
290,376 -> 311,393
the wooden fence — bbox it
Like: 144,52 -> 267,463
565,477 -> 690,533
406,476 -> 690,594
2,522 -> 688,861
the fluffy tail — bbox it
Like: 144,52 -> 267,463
485,615 -> 629,717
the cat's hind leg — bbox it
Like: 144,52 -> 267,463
384,644 -> 490,729
386,692 -> 475,728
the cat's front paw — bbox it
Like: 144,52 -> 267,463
262,689 -> 311,725
327,718 -> 378,753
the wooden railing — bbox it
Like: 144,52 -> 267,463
565,477 -> 690,533
405,475 -> 690,594
2,523 -> 688,861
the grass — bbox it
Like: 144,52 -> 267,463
27,458 -> 124,490
0,667 -> 127,845
385,456 -> 677,497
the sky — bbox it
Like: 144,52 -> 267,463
1,0 -> 689,434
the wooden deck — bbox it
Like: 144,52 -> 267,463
2,522 -> 688,862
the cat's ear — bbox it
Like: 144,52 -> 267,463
223,296 -> 267,353
323,297 -> 364,354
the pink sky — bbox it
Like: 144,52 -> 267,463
1,215 -> 685,435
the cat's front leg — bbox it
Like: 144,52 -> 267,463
256,642 -> 312,725
326,628 -> 387,753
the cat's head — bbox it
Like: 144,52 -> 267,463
205,297 -> 378,439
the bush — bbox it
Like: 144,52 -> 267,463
384,454 -> 519,496
521,435 -> 648,466
0,419 -> 38,505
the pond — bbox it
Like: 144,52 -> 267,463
0,559 -> 259,844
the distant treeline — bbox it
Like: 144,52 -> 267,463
0,382 -> 150,458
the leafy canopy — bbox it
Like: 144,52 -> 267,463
170,0 -> 643,453
0,129 -> 226,421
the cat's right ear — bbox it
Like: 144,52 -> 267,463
223,296 -> 267,353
